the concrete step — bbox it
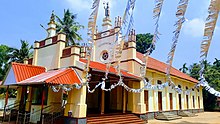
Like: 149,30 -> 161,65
178,111 -> 198,117
155,112 -> 182,121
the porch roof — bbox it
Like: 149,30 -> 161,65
79,59 -> 141,80
3,62 -> 46,85
18,68 -> 81,85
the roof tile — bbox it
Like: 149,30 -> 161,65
11,62 -> 46,82
136,52 -> 198,83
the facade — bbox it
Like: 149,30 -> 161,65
2,10 -> 204,124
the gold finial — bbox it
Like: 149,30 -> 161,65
50,10 -> 55,24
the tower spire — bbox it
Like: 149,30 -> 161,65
47,10 -> 56,37
49,10 -> 55,24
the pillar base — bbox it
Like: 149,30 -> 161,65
133,103 -> 146,114
64,117 -> 86,124
64,103 -> 87,118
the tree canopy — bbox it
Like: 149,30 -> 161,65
56,9 -> 84,46
186,60 -> 220,110
136,33 -> 154,54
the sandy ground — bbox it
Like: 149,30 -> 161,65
148,112 -> 220,124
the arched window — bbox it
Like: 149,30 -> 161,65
145,78 -> 149,82
157,80 -> 162,84
178,85 -> 181,89
186,86 -> 188,90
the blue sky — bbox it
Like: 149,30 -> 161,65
0,0 -> 220,69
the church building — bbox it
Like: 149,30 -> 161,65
2,5 -> 204,124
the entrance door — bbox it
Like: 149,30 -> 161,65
179,94 -> 182,110
169,93 -> 173,110
144,91 -> 148,112
192,96 -> 195,108
198,96 -> 200,109
158,92 -> 162,111
186,95 -> 189,109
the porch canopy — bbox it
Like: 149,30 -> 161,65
3,62 -> 81,85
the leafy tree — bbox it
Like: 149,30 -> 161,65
9,40 -> 33,63
136,33 -> 154,54
188,63 -> 201,79
179,63 -> 188,74
0,45 -> 14,80
56,9 -> 84,46
188,60 -> 220,111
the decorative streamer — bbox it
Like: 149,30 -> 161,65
104,0 -> 136,86
198,0 -> 220,97
166,0 -> 189,83
84,0 -> 101,88
140,0 -> 164,79
49,0 -> 208,96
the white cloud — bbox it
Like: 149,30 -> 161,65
183,18 -> 205,38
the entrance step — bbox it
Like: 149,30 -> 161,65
155,112 -> 182,121
87,113 -> 145,124
178,111 -> 197,117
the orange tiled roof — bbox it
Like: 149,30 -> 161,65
136,52 -> 198,83
11,62 -> 46,82
18,68 -> 81,85
80,59 -> 140,80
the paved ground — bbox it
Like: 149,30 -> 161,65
148,112 -> 220,124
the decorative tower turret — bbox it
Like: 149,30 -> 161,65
47,11 -> 56,38
102,3 -> 112,31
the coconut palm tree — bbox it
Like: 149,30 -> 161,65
179,63 -> 188,74
213,58 -> 220,67
56,9 -> 84,46
9,40 -> 33,63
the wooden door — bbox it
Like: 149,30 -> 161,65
178,94 -> 182,110
193,96 -> 195,108
198,96 -> 200,109
186,95 -> 189,109
158,92 -> 162,111
144,91 -> 148,111
169,93 -> 173,110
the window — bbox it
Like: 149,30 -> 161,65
157,80 -> 162,84
178,85 -> 181,89
186,86 -> 188,90
100,50 -> 109,62
145,78 -> 149,82
32,87 -> 48,105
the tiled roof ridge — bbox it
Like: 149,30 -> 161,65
45,68 -> 72,83
12,62 -> 46,70
136,52 -> 198,83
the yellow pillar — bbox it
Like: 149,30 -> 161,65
64,85 -> 87,118
132,80 -> 146,114
15,86 -> 23,110
25,87 -> 33,112
47,87 -> 63,112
